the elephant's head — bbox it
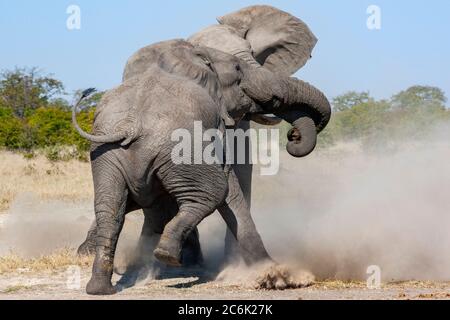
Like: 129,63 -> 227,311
153,42 -> 257,126
188,5 -> 331,157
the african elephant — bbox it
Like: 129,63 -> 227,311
73,6 -> 331,295
122,5 -> 329,264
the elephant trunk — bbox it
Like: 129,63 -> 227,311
280,110 -> 318,157
284,77 -> 331,133
241,66 -> 331,157
275,78 -> 331,157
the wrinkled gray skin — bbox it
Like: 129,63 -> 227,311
74,5 -> 331,295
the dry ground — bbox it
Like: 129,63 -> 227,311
0,258 -> 449,300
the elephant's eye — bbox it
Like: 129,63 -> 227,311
235,65 -> 241,72
202,58 -> 211,66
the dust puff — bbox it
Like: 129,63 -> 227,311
216,261 -> 314,290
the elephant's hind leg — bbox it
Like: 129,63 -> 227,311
77,220 -> 97,256
154,164 -> 228,267
78,198 -> 139,256
86,167 -> 128,295
182,227 -> 204,267
153,204 -> 216,267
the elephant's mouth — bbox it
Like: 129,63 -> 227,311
223,87 -> 258,121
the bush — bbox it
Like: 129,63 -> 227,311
27,106 -> 94,151
0,105 -> 94,160
0,107 -> 29,149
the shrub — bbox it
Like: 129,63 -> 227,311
27,106 -> 95,154
0,107 -> 29,149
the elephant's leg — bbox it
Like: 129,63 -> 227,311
224,161 -> 252,263
154,203 -> 218,267
182,227 -> 204,267
86,168 -> 128,296
126,200 -> 203,272
116,208 -> 161,289
78,199 -> 139,256
224,120 -> 253,264
219,170 -> 313,289
218,170 -> 271,265
154,164 -> 228,267
124,208 -> 161,273
77,220 -> 97,255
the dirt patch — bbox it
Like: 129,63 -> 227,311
0,266 -> 449,300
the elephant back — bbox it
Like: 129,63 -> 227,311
123,39 -> 191,82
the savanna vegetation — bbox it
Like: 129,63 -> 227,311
0,67 -> 448,161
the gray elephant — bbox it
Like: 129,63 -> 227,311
73,6 -> 331,295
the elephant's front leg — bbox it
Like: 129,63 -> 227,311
218,170 -> 271,265
224,120 -> 253,264
86,167 -> 128,295
218,170 -> 314,289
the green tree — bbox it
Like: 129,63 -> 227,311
0,107 -> 28,149
333,100 -> 390,140
332,91 -> 373,112
391,85 -> 447,112
0,67 -> 65,118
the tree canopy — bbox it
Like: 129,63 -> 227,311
0,67 -> 65,118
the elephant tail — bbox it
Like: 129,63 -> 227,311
72,88 -> 136,146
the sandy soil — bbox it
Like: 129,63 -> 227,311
0,267 -> 449,300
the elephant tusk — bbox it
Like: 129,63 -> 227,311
250,114 -> 283,126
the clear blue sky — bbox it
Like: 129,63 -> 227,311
1,0 -> 449,104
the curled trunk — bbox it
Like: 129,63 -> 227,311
275,78 -> 331,157
278,110 -> 317,157
241,67 -> 331,157
284,77 -> 331,133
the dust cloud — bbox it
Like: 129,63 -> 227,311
0,124 -> 449,283
248,123 -> 450,282
0,193 -> 142,267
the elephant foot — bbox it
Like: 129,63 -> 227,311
77,240 -> 96,256
154,235 -> 182,267
86,276 -> 117,295
153,248 -> 182,267
255,264 -> 315,290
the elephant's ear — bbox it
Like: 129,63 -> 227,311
218,5 -> 317,76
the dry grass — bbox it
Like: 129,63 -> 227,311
0,151 -> 93,212
0,248 -> 93,274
